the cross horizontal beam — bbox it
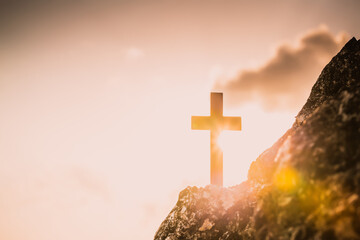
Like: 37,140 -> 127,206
191,116 -> 242,131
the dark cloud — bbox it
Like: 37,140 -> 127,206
214,27 -> 349,110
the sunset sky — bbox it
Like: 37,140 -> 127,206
1,0 -> 360,239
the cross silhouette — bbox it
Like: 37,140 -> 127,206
191,92 -> 242,186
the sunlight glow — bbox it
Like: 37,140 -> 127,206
274,167 -> 301,192
216,132 -> 226,151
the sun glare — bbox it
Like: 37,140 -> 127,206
216,131 -> 226,151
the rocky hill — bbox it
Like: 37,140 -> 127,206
154,37 -> 360,240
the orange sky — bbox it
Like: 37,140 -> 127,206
0,1 -> 359,239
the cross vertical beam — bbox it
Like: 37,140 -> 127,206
210,92 -> 223,186
191,92 -> 242,186
211,92 -> 223,117
210,129 -> 223,186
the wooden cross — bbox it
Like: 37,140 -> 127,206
191,92 -> 242,186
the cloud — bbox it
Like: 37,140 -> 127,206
213,26 -> 349,110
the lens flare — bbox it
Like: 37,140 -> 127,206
274,167 -> 300,192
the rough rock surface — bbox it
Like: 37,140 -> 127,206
155,184 -> 256,240
154,37 -> 360,240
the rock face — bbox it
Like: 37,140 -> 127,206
154,37 -> 360,240
155,184 -> 256,240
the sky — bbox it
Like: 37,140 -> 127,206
0,0 -> 360,239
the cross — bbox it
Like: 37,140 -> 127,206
191,92 -> 242,186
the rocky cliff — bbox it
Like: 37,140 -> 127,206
154,37 -> 360,240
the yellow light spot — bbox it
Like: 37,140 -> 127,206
274,167 -> 300,192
